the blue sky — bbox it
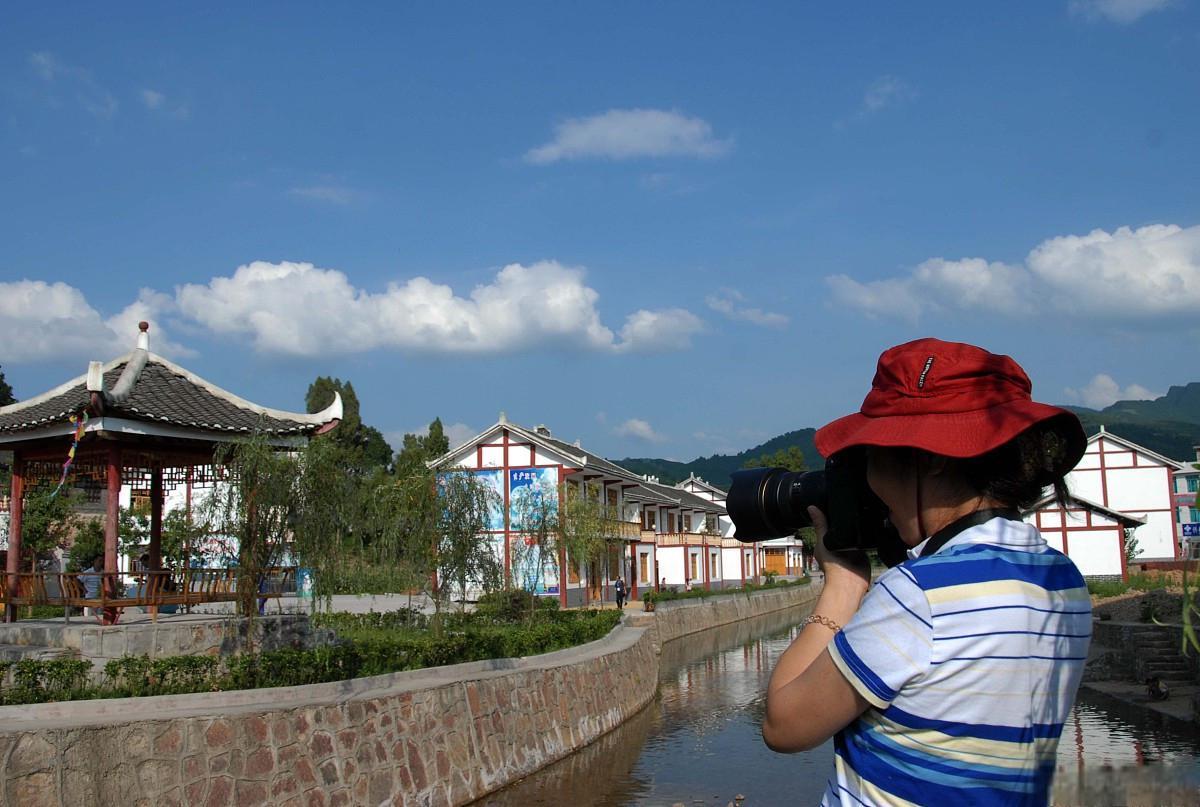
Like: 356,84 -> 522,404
3,1 -> 1199,461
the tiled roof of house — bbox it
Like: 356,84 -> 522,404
0,344 -> 340,438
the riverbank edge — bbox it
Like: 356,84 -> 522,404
0,582 -> 820,806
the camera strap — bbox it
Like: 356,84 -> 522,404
919,507 -> 1022,558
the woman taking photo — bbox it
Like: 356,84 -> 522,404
763,338 -> 1092,806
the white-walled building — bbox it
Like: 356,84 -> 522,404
1025,492 -> 1145,579
428,417 -> 755,605
1062,427 -> 1184,562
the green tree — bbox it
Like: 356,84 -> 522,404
305,376 -> 392,468
66,518 -> 105,572
0,366 -> 14,407
197,434 -> 300,618
743,445 -> 807,472
557,481 -> 620,605
18,491 -> 78,570
435,471 -> 503,618
393,418 -> 451,477
509,476 -> 560,616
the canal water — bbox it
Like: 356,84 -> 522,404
477,607 -> 1200,806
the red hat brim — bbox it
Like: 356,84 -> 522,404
814,399 -> 1086,465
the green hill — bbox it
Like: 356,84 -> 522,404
618,382 -> 1200,489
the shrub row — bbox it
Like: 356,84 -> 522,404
0,607 -> 621,706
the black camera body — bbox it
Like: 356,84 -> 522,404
726,450 -> 907,566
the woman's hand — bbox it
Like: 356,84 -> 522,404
809,505 -> 871,597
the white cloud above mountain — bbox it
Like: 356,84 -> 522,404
614,418 -> 666,443
525,108 -> 731,164
1063,374 -> 1161,409
827,223 -> 1200,325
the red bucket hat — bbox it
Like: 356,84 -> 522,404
815,338 -> 1085,467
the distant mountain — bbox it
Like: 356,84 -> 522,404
618,382 -> 1200,488
619,429 -> 819,491
1066,382 -> 1200,461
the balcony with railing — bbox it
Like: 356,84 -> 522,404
654,531 -> 723,547
602,519 -> 643,541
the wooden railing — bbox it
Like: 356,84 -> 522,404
654,532 -> 722,547
0,568 -> 294,620
603,519 -> 642,540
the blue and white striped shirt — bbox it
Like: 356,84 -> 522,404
823,516 -> 1091,806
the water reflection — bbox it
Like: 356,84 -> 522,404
476,609 -> 1200,806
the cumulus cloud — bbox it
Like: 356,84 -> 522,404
705,288 -> 789,328
614,418 -> 666,443
861,75 -> 917,114
1069,0 -> 1173,23
1063,374 -> 1161,409
29,51 -> 117,119
176,260 -> 703,356
140,89 -> 165,109
287,186 -> 358,205
0,281 -> 189,363
827,223 -> 1200,325
525,108 -> 731,164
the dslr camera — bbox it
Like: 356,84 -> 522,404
726,449 -> 907,567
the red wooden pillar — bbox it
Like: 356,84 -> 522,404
105,446 -> 121,576
629,541 -> 638,599
149,465 -> 163,570
702,536 -> 711,591
5,452 -> 24,623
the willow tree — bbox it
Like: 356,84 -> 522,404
509,474 -> 560,615
435,471 -> 503,616
199,435 -> 300,617
557,480 -> 620,605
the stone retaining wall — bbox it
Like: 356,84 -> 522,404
0,585 -> 818,806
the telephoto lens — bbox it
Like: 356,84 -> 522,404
726,450 -> 904,563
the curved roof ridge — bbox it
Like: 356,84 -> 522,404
144,352 -> 342,425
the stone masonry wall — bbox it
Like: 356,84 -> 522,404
652,582 -> 821,649
0,584 -> 818,806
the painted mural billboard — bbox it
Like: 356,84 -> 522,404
508,467 -> 560,594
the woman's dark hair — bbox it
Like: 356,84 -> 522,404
955,418 -> 1076,510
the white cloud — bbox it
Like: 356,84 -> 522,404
1069,0 -> 1173,23
827,223 -> 1200,324
176,260 -> 703,356
140,89 -> 165,109
614,418 -> 666,443
288,186 -> 357,205
862,75 -> 917,114
525,108 -> 732,164
706,288 -> 789,328
0,281 -> 189,363
1064,374 -> 1161,409
616,308 -> 704,353
29,51 -> 117,119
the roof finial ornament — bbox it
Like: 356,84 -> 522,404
137,321 -> 150,351
498,410 -> 508,425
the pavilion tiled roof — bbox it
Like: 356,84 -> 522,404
0,342 -> 340,438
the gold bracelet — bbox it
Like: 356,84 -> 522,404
803,614 -> 842,632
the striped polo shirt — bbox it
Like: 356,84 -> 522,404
822,516 -> 1092,806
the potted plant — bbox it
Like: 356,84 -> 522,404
642,590 -> 657,612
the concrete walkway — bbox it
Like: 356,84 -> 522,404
1081,679 -> 1198,724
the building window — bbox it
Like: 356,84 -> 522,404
710,553 -> 718,578
1189,506 -> 1200,523
607,488 -> 619,508
667,512 -> 676,533
1187,477 -> 1199,493
639,552 -> 649,582
689,553 -> 698,580
683,514 -> 692,532
644,509 -> 656,530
